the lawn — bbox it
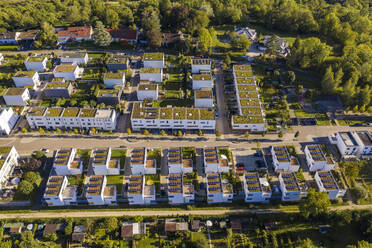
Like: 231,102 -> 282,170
164,90 -> 181,99
0,45 -> 20,51
147,148 -> 161,169
111,149 -> 126,170
294,109 -> 330,126
106,175 -> 124,195
338,119 -> 369,126
136,237 -> 158,248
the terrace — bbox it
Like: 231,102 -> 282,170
241,107 -> 262,116
54,64 -> 77,73
240,99 -> 260,107
44,108 -> 64,117
238,91 -> 258,99
355,131 -> 372,146
78,109 -> 96,118
159,107 -> 173,119
237,85 -> 257,92
103,185 -> 116,197
199,108 -> 215,120
143,53 -> 163,61
236,78 -> 256,84
187,108 -> 200,120
232,115 -> 265,124
195,90 -> 212,99
222,183 -> 233,194
173,108 -> 186,120
193,74 -> 212,81
27,56 -> 46,63
62,52 -> 86,58
107,57 -> 127,64
62,108 -> 80,117
234,71 -> 254,78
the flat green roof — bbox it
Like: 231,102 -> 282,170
193,74 -> 212,81
238,91 -> 258,99
143,53 -> 163,61
195,90 -> 212,99
27,56 -> 46,63
140,68 -> 161,73
138,84 -> 157,91
54,64 -> 77,72
191,59 -> 211,65
233,115 -> 264,124
199,108 -> 214,120
104,72 -> 124,79
233,65 -> 252,71
62,108 -> 80,117
107,57 -> 127,64
14,71 -> 36,78
173,108 -> 186,120
241,107 -> 262,115
159,108 -> 172,119
4,88 -> 26,96
44,108 -> 64,117
97,89 -> 119,97
235,71 -> 254,78
45,82 -> 69,89
79,109 -> 96,118
28,107 -> 45,116
52,77 -> 65,83
240,99 -> 260,107
0,147 -> 12,154
237,85 -> 257,92
236,78 -> 255,84
187,108 -> 199,120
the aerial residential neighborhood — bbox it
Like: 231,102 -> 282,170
0,0 -> 371,247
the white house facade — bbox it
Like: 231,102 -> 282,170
12,71 -> 40,89
85,176 -> 117,205
243,172 -> 272,203
270,146 -> 300,172
206,173 -> 233,204
0,107 -> 18,135
24,56 -> 48,72
203,147 -> 229,173
127,175 -> 156,205
137,83 -> 158,100
3,88 -> 30,106
167,147 -> 193,174
304,144 -> 335,172
43,176 -> 77,206
0,146 -> 19,190
168,174 -> 194,204
191,59 -> 211,74
60,53 -> 89,65
53,148 -> 83,176
53,63 -> 82,81
139,68 -> 163,83
315,171 -> 346,199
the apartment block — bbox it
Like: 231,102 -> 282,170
43,176 -> 77,206
52,148 -> 83,176
243,172 -> 272,203
130,147 -> 156,175
0,146 -> 19,190
206,173 -> 233,204
103,72 -> 125,88
191,59 -> 211,74
92,148 -> 120,175
167,147 -> 193,174
270,146 -> 300,172
139,68 -> 163,83
131,102 -> 215,131
84,176 -> 117,205
194,89 -> 213,108
279,172 -> 306,202
12,71 -> 40,89
127,175 -> 156,205
304,144 -> 335,172
96,88 -> 122,106
0,107 -> 19,135
26,107 -> 117,131
106,56 -> 129,71
192,73 -> 213,90
24,56 -> 48,72
60,52 -> 88,65
44,80 -> 73,98
315,171 -> 346,199
203,147 -> 229,173
334,132 -> 359,157
53,63 -> 83,81
353,131 -> 372,158
137,83 -> 158,100
143,53 -> 165,69
167,174 -> 194,204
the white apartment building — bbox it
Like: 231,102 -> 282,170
92,148 -> 120,175
279,172 -> 306,202
53,148 -> 83,176
139,68 -> 163,83
143,53 -> 165,68
194,89 -> 213,108
191,59 -> 211,74
0,146 -> 19,190
3,88 -> 30,106
131,102 -> 215,132
26,107 -> 117,131
192,73 -> 213,90
334,131 -> 359,157
24,56 -> 48,72
167,173 -> 194,204
60,52 -> 89,65
0,53 -> 4,65
130,147 -> 156,175
103,72 -> 125,88
127,175 -> 156,205
137,83 -> 158,100
43,176 -> 77,206
315,171 -> 346,200
12,71 -> 40,89
85,176 -> 117,205
203,147 -> 229,173
206,173 -> 233,204
243,172 -> 272,203
271,146 -> 300,172
304,144 -> 335,172
167,147 -> 193,174
353,131 -> 372,158
53,63 -> 82,81
0,107 -> 18,135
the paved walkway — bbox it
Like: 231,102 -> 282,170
0,204 -> 370,219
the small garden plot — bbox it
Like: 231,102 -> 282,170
111,149 -> 126,170
147,148 -> 161,168
106,175 -> 124,195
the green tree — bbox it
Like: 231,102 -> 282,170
104,9 -> 120,29
278,130 -> 283,138
216,130 -> 221,137
38,128 -> 45,134
160,130 -> 166,136
24,171 -> 42,187
353,105 -> 359,113
299,188 -> 330,219
297,238 -> 317,248
143,130 -> 150,135
103,217 -> 118,233
244,131 -> 249,138
321,67 -> 337,95
127,128 -> 132,135
18,180 -> 34,195
351,186 -> 368,200
287,71 -> 296,84
295,131 -> 300,138
65,219 -> 73,235
19,231 -> 39,248
22,128 -> 28,133
191,233 -> 209,248
224,53 -> 231,68
92,21 -> 113,47
35,22 -> 57,48
178,130 -> 183,137
198,130 -> 203,136
198,28 -> 212,53
359,105 -> 366,113
146,29 -> 162,47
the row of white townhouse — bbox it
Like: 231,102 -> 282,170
331,131 -> 372,159
0,146 -> 20,190
26,107 -> 117,131
0,107 -> 19,135
130,102 -> 215,131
